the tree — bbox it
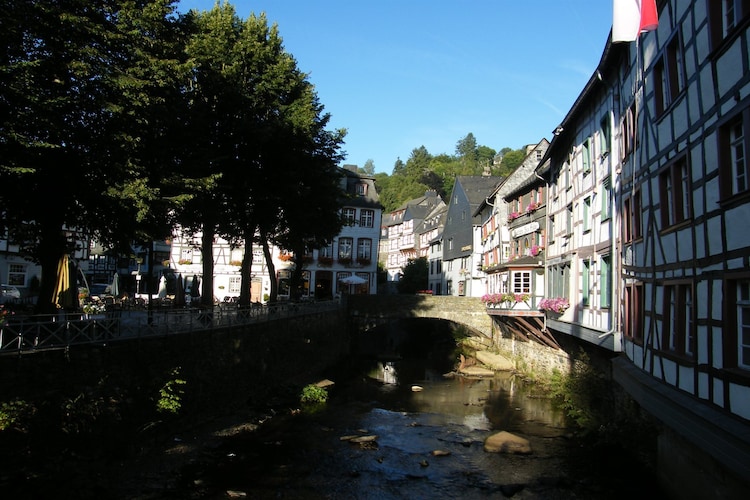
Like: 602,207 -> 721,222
455,133 -> 478,174
397,257 -> 428,294
0,0 -> 186,314
181,4 -> 345,305
361,159 -> 376,175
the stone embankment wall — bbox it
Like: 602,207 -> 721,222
0,309 -> 349,432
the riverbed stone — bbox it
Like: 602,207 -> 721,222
459,365 -> 495,377
483,431 -> 532,454
475,350 -> 514,371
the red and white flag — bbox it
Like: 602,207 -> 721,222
612,0 -> 659,43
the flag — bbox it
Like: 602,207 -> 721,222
612,0 -> 659,43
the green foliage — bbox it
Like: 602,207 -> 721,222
156,368 -> 187,415
300,384 -> 328,405
548,352 -> 611,434
375,135 -> 525,212
397,257 -> 429,294
0,399 -> 35,432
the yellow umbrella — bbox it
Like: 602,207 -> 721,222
54,255 -> 77,310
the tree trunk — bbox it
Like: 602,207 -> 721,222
260,230 -> 277,303
239,229 -> 254,307
201,223 -> 215,307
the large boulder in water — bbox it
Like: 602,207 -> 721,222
483,431 -> 532,454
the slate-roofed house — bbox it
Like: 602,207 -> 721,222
443,175 -> 503,297
380,190 -> 444,290
419,201 -> 448,294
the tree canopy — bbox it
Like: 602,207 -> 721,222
0,0 -> 345,311
370,133 -> 529,212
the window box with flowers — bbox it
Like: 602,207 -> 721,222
529,245 -> 543,257
229,260 -> 243,267
481,293 -> 504,308
338,257 -> 353,266
526,201 -> 539,213
279,253 -> 294,262
356,257 -> 371,266
178,259 -> 192,265
318,256 -> 333,266
507,211 -> 520,223
538,297 -> 570,315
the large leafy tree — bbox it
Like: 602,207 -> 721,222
0,0 -> 186,314
181,4 -> 345,305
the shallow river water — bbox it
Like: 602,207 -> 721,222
162,352 -> 663,499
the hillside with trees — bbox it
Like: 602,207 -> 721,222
359,133 -> 531,212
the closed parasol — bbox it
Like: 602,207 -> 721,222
174,273 -> 185,307
110,272 -> 120,298
191,275 -> 201,300
157,275 -> 167,299
54,254 -> 77,310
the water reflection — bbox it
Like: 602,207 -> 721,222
361,356 -> 567,435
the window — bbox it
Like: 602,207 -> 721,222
624,283 -> 644,342
601,177 -> 612,221
549,215 -> 555,244
180,248 -> 193,264
229,276 -> 241,294
338,237 -> 352,260
599,113 -> 611,157
566,204 -> 573,236
582,138 -> 592,175
583,197 -> 591,233
356,238 -> 372,260
548,262 -> 570,299
624,197 -> 632,242
659,158 -> 691,228
654,35 -> 685,116
7,263 -> 26,286
663,283 -> 695,358
512,271 -> 531,294
738,280 -> 750,369
600,255 -> 612,308
356,183 -> 367,196
360,209 -> 374,228
320,242 -> 333,258
621,104 -> 637,160
343,208 -> 356,225
719,112 -> 750,199
582,259 -> 590,307
708,0 -> 750,48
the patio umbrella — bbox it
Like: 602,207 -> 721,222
110,272 -> 120,298
340,275 -> 367,285
157,275 -> 167,299
191,275 -> 201,300
174,273 -> 185,307
54,254 -> 77,310
340,274 -> 367,295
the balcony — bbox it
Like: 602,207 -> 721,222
482,293 -> 544,318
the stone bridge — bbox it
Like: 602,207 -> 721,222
345,295 -> 493,339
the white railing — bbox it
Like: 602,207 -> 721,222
0,300 -> 342,355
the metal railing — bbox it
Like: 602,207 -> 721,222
0,300 -> 342,355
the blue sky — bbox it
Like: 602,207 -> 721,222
177,1 -> 614,173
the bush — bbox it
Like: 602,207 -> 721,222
299,384 -> 328,405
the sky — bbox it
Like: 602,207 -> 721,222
176,1 -> 615,174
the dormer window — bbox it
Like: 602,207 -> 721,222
356,183 -> 367,196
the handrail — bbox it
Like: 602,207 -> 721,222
0,300 -> 342,355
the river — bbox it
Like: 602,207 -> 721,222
150,321 -> 663,499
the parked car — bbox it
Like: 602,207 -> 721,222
0,284 -> 21,303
